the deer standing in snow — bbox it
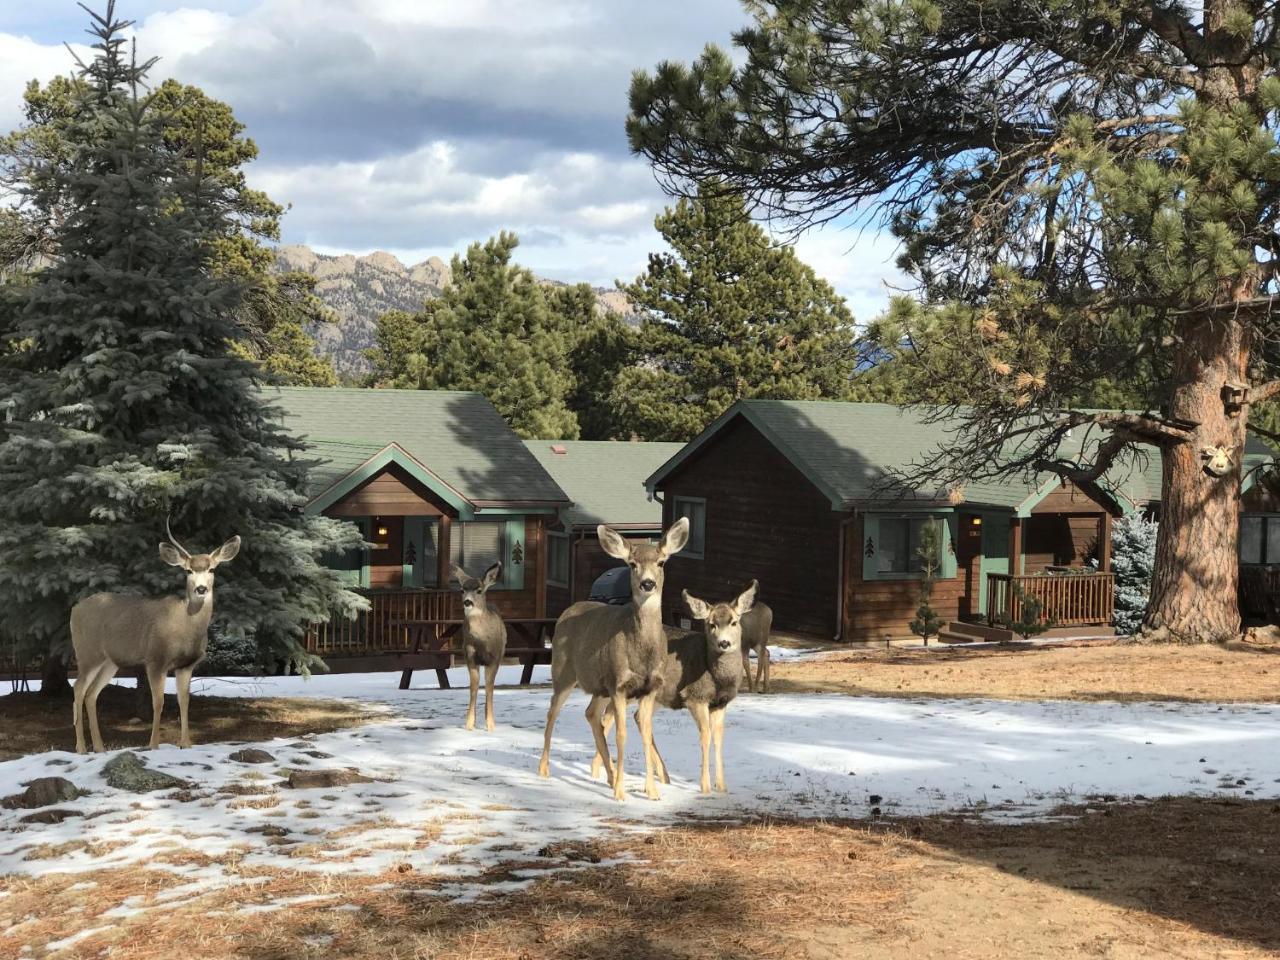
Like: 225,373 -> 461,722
740,601 -> 774,693
70,521 -> 241,753
451,561 -> 505,731
538,518 -> 689,801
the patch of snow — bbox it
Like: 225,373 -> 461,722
4,672 -> 1280,915
44,925 -> 113,953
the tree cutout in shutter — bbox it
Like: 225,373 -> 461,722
511,539 -> 524,565
864,537 -> 875,558
405,540 -> 416,565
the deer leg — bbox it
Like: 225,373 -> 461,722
464,662 -> 479,730
484,661 -> 498,732
85,663 -> 119,753
586,696 -> 615,787
712,707 -> 727,792
73,662 -> 104,754
610,691 -> 628,802
636,708 -> 670,785
175,667 -> 194,748
634,695 -> 660,800
590,699 -> 615,782
761,646 -> 771,694
146,664 -> 167,749
538,686 -> 573,778
689,702 -> 712,793
741,649 -> 754,693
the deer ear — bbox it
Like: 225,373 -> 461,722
210,536 -> 241,568
598,525 -> 630,561
683,589 -> 710,621
734,580 -> 758,617
159,543 -> 187,568
660,517 -> 690,556
450,564 -> 468,586
481,561 -> 502,589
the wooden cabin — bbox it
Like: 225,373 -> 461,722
644,400 -> 1168,641
523,440 -> 683,615
270,387 -> 570,658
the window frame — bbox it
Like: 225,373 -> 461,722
861,513 -> 957,582
546,530 -> 571,588
672,496 -> 707,559
1240,514 -> 1280,565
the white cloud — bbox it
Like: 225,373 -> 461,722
0,34 -> 85,133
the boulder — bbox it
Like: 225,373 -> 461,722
229,748 -> 276,765
284,768 -> 374,790
2,777 -> 83,810
101,752 -> 190,793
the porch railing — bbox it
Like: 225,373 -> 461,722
305,588 -> 455,656
986,572 -> 1115,628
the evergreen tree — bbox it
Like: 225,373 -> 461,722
367,232 -> 580,439
548,283 -> 633,440
1,72 -> 336,385
0,4 -> 363,693
613,188 -> 855,441
629,1 -> 1280,642
908,522 -> 944,645
1108,513 -> 1160,635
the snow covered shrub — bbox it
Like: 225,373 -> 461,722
1108,513 -> 1159,635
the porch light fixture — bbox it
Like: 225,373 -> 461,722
971,517 -> 982,527
376,524 -> 389,537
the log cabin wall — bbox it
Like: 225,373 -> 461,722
1023,479 -> 1111,573
545,532 -> 658,617
657,417 -> 840,638
324,462 -> 451,517
840,516 -> 965,642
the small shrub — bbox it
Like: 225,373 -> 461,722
909,522 -> 945,644
1103,512 -> 1158,635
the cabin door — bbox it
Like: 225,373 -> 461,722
955,512 -> 984,619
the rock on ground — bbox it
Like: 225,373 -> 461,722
101,752 -> 190,793
2,776 -> 82,810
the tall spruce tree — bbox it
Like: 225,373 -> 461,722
0,4 -> 363,694
366,232 -> 580,439
629,0 -> 1280,642
2,74 -> 337,385
613,188 -> 856,441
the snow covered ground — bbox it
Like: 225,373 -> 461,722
3,667 -> 1280,915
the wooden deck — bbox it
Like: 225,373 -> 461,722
305,589 -> 455,656
985,571 -> 1115,628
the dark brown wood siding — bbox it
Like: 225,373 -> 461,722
1023,479 -> 1111,573
547,532 -> 660,618
325,463 -> 453,518
840,517 -> 965,641
657,418 -> 840,638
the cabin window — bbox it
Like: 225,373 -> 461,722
673,496 -> 706,558
547,531 -> 570,587
878,518 -> 928,574
450,521 -> 507,584
1240,515 -> 1280,565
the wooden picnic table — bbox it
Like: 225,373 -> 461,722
391,617 -> 557,690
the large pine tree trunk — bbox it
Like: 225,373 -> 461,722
1142,315 -> 1248,643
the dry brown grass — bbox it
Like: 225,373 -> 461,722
0,683 -> 378,760
4,799 -> 1277,959
771,639 -> 1280,702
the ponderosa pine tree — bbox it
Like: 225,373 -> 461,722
628,0 -> 1280,642
612,188 -> 855,441
366,232 -> 580,439
2,73 -> 337,385
0,3 -> 363,694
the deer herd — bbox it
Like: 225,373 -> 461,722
69,518 -> 772,802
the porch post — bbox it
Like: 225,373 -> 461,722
1009,517 -> 1023,577
1099,513 -> 1113,573
438,515 -> 452,590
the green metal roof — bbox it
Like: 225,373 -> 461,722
646,400 -> 1274,512
266,387 -> 570,507
524,440 -> 684,528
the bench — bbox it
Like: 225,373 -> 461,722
391,617 -> 557,690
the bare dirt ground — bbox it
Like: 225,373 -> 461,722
770,639 -> 1280,703
3,798 -> 1276,959
0,683 -> 378,761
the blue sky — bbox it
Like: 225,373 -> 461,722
1,1 -> 904,318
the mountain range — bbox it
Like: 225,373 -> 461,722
274,245 -> 639,376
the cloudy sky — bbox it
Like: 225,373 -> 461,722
1,1 -> 905,320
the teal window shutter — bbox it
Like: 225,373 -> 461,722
504,518 -> 526,591
861,515 -> 879,581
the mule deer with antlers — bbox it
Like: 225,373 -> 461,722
451,561 -> 505,731
594,581 -> 756,793
538,518 -> 689,801
70,521 -> 241,753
